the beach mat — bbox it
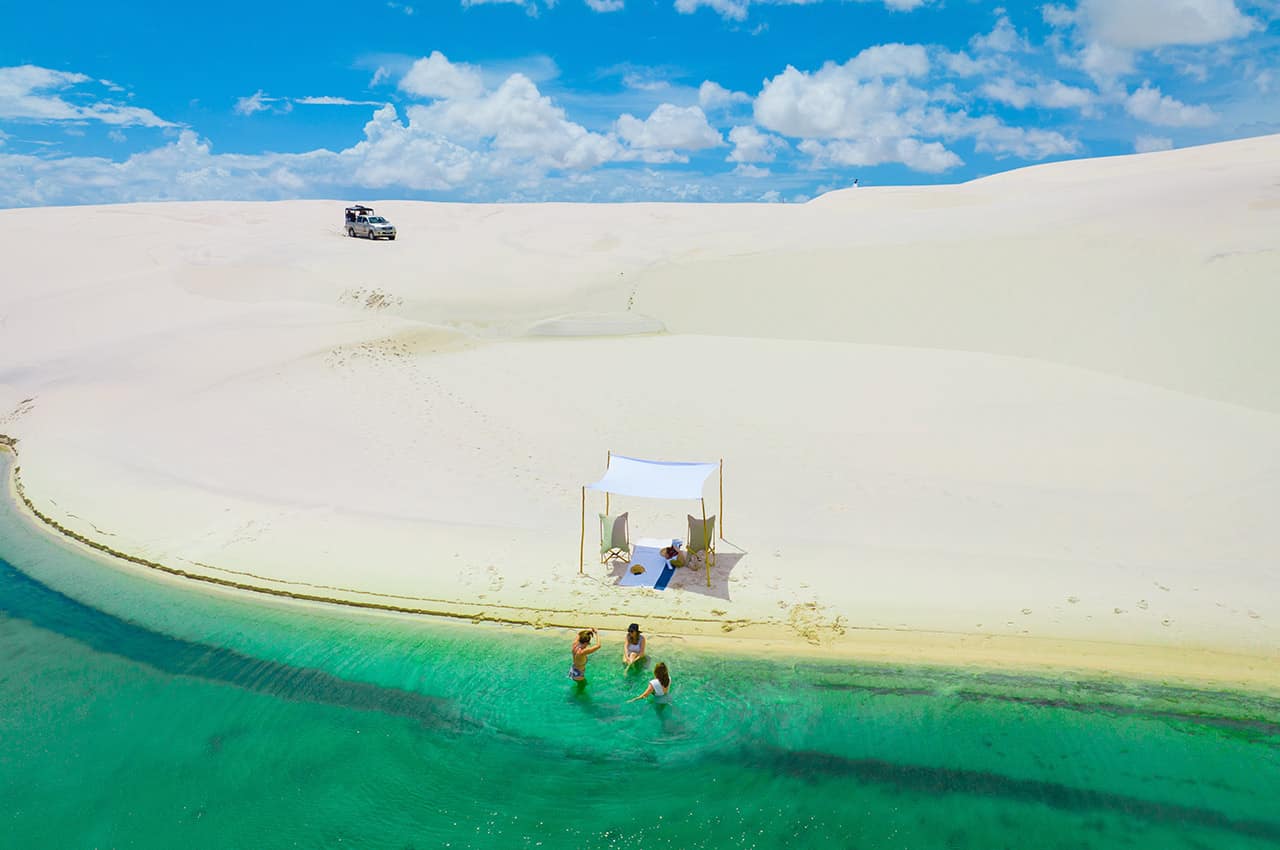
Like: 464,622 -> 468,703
617,538 -> 676,590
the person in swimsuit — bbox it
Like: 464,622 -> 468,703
622,623 -> 646,670
629,662 -> 671,703
569,627 -> 600,683
660,545 -> 686,567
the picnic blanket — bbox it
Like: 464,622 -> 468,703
617,537 -> 676,590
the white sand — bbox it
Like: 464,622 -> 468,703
2,135 -> 1278,688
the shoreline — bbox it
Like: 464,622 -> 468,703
2,147 -> 1277,699
5,445 -> 1277,697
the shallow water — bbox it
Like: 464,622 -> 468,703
1,463 -> 1278,848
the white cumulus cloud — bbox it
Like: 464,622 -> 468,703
961,118 -> 1081,159
399,51 -> 486,100
699,81 -> 751,111
1134,134 -> 1173,152
1041,4 -> 1075,28
462,0 -> 543,14
727,125 -> 788,162
1124,82 -> 1216,126
234,90 -> 274,116
295,96 -> 386,106
753,41 -> 1081,173
673,0 -> 930,22
409,72 -> 620,169
0,65 -> 173,126
616,103 -> 723,150
0,130 -> 338,207
754,61 -> 930,140
938,50 -> 999,77
969,13 -> 1030,54
345,105 -> 480,189
981,77 -> 1096,113
1076,0 -> 1258,51
845,43 -> 930,78
799,136 -> 960,173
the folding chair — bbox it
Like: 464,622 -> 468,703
687,513 -> 716,584
600,512 -> 631,563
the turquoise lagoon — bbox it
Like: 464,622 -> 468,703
1,462 -> 1278,849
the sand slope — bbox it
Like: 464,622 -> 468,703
2,136 -> 1278,681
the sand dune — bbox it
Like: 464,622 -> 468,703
2,135 -> 1278,687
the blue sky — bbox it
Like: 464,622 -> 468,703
2,0 -> 1278,206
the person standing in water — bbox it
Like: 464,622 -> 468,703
569,627 -> 600,683
622,623 -> 646,670
629,662 -> 671,703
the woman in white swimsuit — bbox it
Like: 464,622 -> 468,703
629,662 -> 671,704
622,623 -> 646,670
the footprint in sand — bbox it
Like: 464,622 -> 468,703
1067,596 -> 1080,604
1136,599 -> 1149,610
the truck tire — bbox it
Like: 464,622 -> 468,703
348,227 -> 355,237
389,235 -> 396,241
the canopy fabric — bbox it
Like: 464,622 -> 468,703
587,454 -> 717,500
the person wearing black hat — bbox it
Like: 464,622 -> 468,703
622,623 -> 646,670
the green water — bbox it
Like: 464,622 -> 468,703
1,463 -> 1277,848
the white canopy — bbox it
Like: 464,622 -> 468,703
587,454 -> 718,500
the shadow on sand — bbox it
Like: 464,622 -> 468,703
606,550 -> 746,601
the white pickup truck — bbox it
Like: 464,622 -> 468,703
344,205 -> 397,240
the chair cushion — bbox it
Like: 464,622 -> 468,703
600,512 -> 630,552
686,514 -> 716,550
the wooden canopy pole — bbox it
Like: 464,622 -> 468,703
719,458 -> 724,540
579,486 -> 586,574
605,450 -> 612,516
